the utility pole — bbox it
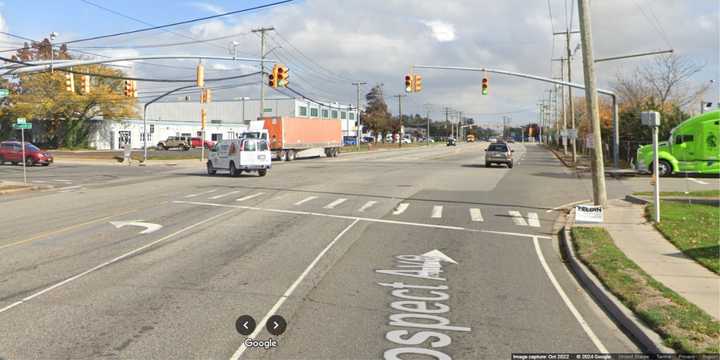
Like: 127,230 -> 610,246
352,81 -> 367,149
578,0 -> 607,207
252,26 -> 274,120
424,103 -> 432,146
394,95 -> 406,147
554,29 -> 580,162
445,107 -> 451,138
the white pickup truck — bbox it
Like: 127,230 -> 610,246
207,138 -> 272,177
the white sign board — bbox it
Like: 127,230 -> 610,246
585,134 -> 594,149
567,129 -> 577,140
575,205 -> 604,223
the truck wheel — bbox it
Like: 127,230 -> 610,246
279,151 -> 288,162
486,162 -> 492,167
229,162 -> 240,177
207,161 -> 216,175
508,162 -> 514,169
331,148 -> 338,157
183,145 -> 190,151
287,150 -> 296,161
324,148 -> 331,157
258,169 -> 267,177
654,160 -> 672,177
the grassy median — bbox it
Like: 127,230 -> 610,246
644,201 -> 720,274
571,227 -> 720,353
634,190 -> 720,198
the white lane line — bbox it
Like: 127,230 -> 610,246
508,210 -> 528,226
209,190 -> 241,200
32,180 -> 48,183
546,199 -> 591,213
0,209 -> 237,315
392,203 -> 409,215
482,229 -> 551,240
229,219 -> 361,360
58,185 -> 82,192
431,205 -> 443,218
532,236 -> 608,353
469,208 -> 484,222
324,198 -> 347,209
185,189 -> 217,198
357,200 -> 378,212
294,196 -> 318,206
54,179 -> 72,183
235,192 -> 264,202
527,212 -> 541,228
174,201 -> 471,232
688,178 -> 709,185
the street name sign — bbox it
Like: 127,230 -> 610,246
16,117 -> 27,124
12,123 -> 32,130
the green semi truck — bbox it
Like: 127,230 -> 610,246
636,110 -> 719,176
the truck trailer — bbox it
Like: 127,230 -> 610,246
243,117 -> 343,161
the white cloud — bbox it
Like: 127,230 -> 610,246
188,2 -> 225,15
422,20 -> 456,42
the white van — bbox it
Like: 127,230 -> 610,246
207,138 -> 272,177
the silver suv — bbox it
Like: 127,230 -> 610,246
485,142 -> 514,168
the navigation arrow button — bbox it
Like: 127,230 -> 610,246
266,315 -> 287,336
235,315 -> 256,336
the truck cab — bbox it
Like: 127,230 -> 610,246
636,110 -> 720,176
207,138 -> 271,177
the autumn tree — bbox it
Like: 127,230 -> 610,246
1,38 -> 137,148
362,85 -> 391,142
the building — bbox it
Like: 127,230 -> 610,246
89,97 -> 358,150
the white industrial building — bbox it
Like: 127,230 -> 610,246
89,97 -> 359,150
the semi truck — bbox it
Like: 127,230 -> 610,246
241,117 -> 343,161
636,110 -> 719,176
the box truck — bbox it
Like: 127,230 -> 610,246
636,110 -> 719,176
241,117 -> 343,161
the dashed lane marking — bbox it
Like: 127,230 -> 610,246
508,210 -> 528,226
358,200 -> 378,212
294,196 -> 318,206
236,193 -> 264,202
209,190 -> 241,200
469,208 -> 484,222
185,189 -> 217,198
324,198 -> 347,209
527,212 -> 540,228
392,203 -> 409,215
431,205 -> 443,218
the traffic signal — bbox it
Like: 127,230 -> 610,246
201,108 -> 207,129
65,73 -> 75,92
277,65 -> 289,87
404,74 -> 413,93
413,75 -> 422,92
81,75 -> 90,94
268,64 -> 278,88
201,88 -> 212,103
196,63 -> 205,88
482,77 -> 489,96
123,80 -> 132,97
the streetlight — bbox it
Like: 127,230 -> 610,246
49,32 -> 58,73
231,41 -> 240,59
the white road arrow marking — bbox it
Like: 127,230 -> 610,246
110,220 -> 163,235
421,249 -> 458,264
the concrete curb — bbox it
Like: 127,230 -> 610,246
560,210 -> 675,354
0,184 -> 54,195
625,194 -> 720,207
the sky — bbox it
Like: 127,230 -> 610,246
1,0 -> 718,127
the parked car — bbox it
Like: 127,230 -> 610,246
446,138 -> 457,146
207,138 -> 272,177
191,137 -> 215,149
485,142 -> 514,168
0,141 -> 53,166
157,136 -> 191,151
401,138 -> 412,144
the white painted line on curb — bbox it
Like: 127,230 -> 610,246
324,198 -> 347,209
236,193 -> 264,202
469,208 -> 484,222
358,200 -> 378,212
209,190 -> 241,200
546,199 -> 591,213
431,205 -> 443,218
185,189 -> 217,198
688,178 -> 709,185
508,210 -> 528,226
229,219 -> 361,360
392,203 -> 409,215
294,196 -> 318,206
527,212 -> 540,228
532,236 -> 608,353
0,209 -> 237,315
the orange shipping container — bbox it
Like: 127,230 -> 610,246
263,116 -> 342,151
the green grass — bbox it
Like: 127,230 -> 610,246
571,227 -> 720,353
634,190 -> 720,198
645,201 -> 720,274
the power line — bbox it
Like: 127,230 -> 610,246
273,30 -> 355,82
62,0 -> 294,45
69,31 -> 251,50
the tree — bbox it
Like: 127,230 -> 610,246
2,38 -> 137,147
362,85 -> 391,142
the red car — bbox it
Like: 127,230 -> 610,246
0,141 -> 54,166
191,137 -> 215,149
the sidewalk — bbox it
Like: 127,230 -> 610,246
600,199 -> 720,320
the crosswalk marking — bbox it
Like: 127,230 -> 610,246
294,196 -> 318,206
431,206 -> 443,218
209,190 -> 241,200
393,203 -> 409,215
324,198 -> 347,209
185,189 -> 217,198
358,201 -> 378,212
527,212 -> 540,227
469,208 -> 484,222
236,193 -> 265,202
508,211 -> 528,226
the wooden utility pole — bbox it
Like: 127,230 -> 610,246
252,27 -> 274,120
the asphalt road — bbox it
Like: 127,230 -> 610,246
0,142 -> 691,359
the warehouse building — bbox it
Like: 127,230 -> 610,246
89,97 -> 358,150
